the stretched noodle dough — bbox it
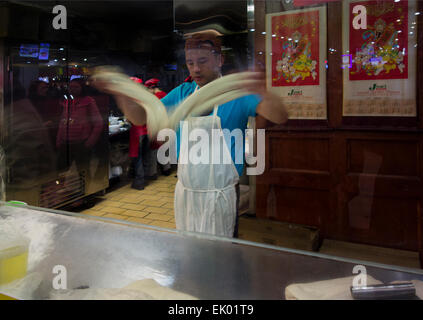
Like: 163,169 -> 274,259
91,67 -> 168,140
91,67 -> 262,139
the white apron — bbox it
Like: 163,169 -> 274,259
174,104 -> 240,237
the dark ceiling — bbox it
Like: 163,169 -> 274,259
8,0 -> 174,31
4,0 -> 176,54
3,0 -> 249,59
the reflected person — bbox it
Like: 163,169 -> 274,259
56,78 -> 103,177
1,79 -> 57,204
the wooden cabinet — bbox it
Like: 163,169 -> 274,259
254,0 -> 423,265
257,130 -> 422,252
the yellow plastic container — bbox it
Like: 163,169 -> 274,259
0,221 -> 29,285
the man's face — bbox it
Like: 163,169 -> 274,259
185,49 -> 222,87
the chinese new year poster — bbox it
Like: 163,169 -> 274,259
266,7 -> 327,119
343,0 -> 417,116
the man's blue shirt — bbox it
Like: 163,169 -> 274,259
161,81 -> 261,177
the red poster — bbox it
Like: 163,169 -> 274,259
271,10 -> 320,87
349,0 -> 408,81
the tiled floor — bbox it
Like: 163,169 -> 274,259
78,173 -> 177,230
73,172 -> 421,270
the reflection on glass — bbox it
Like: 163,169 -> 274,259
57,79 -> 103,169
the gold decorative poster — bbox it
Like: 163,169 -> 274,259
343,0 -> 417,116
266,7 -> 327,119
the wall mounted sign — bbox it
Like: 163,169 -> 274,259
343,0 -> 417,117
266,7 -> 327,119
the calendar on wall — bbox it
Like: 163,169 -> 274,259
266,6 -> 327,120
342,0 -> 417,117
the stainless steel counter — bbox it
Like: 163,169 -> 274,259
1,203 -> 423,300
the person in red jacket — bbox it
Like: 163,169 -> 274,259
128,77 -> 158,190
56,78 -> 103,174
28,80 -> 61,149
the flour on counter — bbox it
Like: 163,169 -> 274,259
4,212 -> 56,272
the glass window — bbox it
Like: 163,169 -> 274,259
1,1 -> 422,292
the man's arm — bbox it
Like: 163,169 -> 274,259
115,84 -> 181,125
244,72 -> 288,126
256,91 -> 288,125
90,76 -> 148,126
255,114 -> 269,129
114,95 -> 147,126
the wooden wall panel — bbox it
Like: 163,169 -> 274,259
340,195 -> 419,251
327,1 -> 343,128
416,0 -> 423,128
254,0 -> 265,71
344,175 -> 422,198
347,139 -> 420,177
269,137 -> 330,172
268,186 -> 328,227
257,130 -> 423,256
262,170 -> 331,191
256,182 -> 270,219
257,132 -> 332,230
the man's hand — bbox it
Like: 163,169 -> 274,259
243,71 -> 288,125
242,71 -> 267,96
114,95 -> 147,126
89,72 -> 147,126
257,91 -> 288,125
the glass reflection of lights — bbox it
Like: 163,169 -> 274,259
342,54 -> 352,69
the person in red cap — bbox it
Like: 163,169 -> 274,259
129,77 -> 143,84
144,78 -> 167,99
128,77 -> 157,190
